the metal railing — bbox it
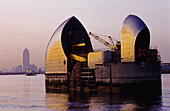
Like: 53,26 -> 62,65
93,48 -> 111,52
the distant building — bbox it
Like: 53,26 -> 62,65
38,67 -> 45,74
39,67 -> 45,72
2,68 -> 9,72
29,64 -> 37,72
23,48 -> 30,72
22,48 -> 38,73
14,65 -> 22,72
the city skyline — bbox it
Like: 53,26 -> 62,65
0,0 -> 169,69
0,48 -> 40,72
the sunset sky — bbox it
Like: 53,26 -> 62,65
0,0 -> 169,70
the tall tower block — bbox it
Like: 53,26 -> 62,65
23,48 -> 30,72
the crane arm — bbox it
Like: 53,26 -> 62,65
89,32 -> 120,50
89,32 -> 111,47
108,36 -> 114,46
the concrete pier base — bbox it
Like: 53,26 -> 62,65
45,74 -> 68,93
45,62 -> 161,95
96,78 -> 161,95
95,62 -> 161,95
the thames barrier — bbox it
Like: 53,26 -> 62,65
45,15 -> 161,94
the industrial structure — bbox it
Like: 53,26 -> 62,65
45,15 -> 161,94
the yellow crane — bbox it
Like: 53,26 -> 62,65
89,32 -> 120,50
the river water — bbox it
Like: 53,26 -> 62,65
0,74 -> 169,111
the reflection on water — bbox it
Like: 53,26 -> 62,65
46,93 -> 69,110
0,75 -> 47,111
46,91 -> 162,111
0,74 -> 170,110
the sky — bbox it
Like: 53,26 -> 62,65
0,0 -> 169,70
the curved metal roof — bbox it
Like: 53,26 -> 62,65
122,15 -> 148,38
121,15 -> 150,62
45,16 -> 93,74
46,17 -> 72,58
